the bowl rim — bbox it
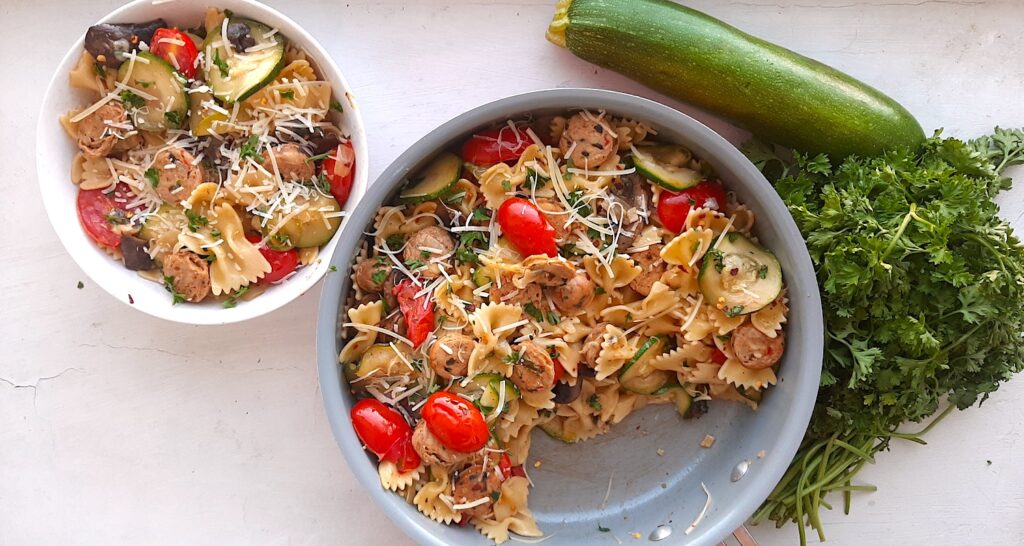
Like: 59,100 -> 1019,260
35,0 -> 368,325
317,88 -> 823,545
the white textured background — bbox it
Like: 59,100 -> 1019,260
2,0 -> 1023,544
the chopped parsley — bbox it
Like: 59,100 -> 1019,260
371,269 -> 388,285
162,275 -> 186,305
330,99 -> 344,113
184,209 -> 209,232
594,286 -> 606,295
490,491 -> 501,502
163,110 -> 182,128
501,179 -> 512,192
279,89 -> 295,100
547,311 -> 560,325
210,229 -> 222,238
725,305 -> 745,317
77,281 -> 84,289
238,135 -> 264,164
523,303 -> 544,322
305,151 -> 332,164
404,259 -> 425,271
597,524 -> 610,533
566,190 -> 592,217
758,264 -> 770,279
420,249 -> 432,259
136,79 -> 153,89
105,209 -> 128,226
212,50 -> 230,77
223,285 -> 250,309
526,167 -> 548,190
503,352 -> 522,365
443,191 -> 467,205
708,249 -> 725,273
456,231 -> 486,264
314,172 -> 332,194
328,265 -> 338,273
92,62 -> 106,79
118,90 -> 145,109
564,158 -> 575,180
587,394 -> 602,411
385,233 -> 406,250
144,167 -> 160,188
471,207 -> 491,223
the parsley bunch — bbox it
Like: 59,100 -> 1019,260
748,129 -> 1024,543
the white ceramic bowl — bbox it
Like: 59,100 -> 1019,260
36,0 -> 368,324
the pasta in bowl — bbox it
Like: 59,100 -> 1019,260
319,90 -> 822,546
37,0 -> 366,323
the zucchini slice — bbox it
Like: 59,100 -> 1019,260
202,18 -> 286,103
400,153 -> 462,203
699,233 -> 783,316
258,192 -> 343,249
473,373 -> 520,413
631,145 -> 703,191
538,418 -> 577,443
117,52 -> 189,132
355,344 -> 398,379
619,336 -> 671,395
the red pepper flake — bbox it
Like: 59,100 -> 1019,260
128,294 -> 134,304
730,268 -> 739,276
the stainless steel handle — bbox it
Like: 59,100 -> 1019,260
717,525 -> 758,546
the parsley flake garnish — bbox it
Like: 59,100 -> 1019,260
212,50 -> 230,78
239,135 -> 264,164
329,99 -> 344,113
223,285 -> 249,308
164,110 -> 182,128
144,167 -> 160,188
280,89 -> 295,100
162,275 -> 186,305
118,90 -> 145,109
371,269 -> 388,285
523,303 -> 544,322
92,62 -> 106,79
184,209 -> 209,232
471,207 -> 492,223
588,394 -> 602,411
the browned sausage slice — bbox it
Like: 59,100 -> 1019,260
452,462 -> 503,520
161,251 -> 211,302
731,323 -> 785,369
428,333 -> 475,380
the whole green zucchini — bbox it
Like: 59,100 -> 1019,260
547,0 -> 925,159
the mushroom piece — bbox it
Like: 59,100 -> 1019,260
608,173 -> 653,252
161,251 -> 211,303
353,258 -> 392,293
628,244 -> 667,297
403,226 -> 455,279
552,380 -> 583,404
547,271 -> 595,315
509,341 -> 555,393
84,19 -> 166,68
120,234 -> 155,271
76,101 -> 132,159
151,148 -> 204,203
428,333 -> 475,381
731,323 -> 785,370
411,420 -> 471,467
262,143 -> 315,182
452,462 -> 503,520
558,112 -> 618,168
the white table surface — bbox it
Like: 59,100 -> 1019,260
3,0 -> 1023,544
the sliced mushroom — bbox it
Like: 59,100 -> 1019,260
120,234 -> 154,271
731,323 -> 785,370
85,19 -> 166,68
608,173 -> 652,252
552,380 -> 583,404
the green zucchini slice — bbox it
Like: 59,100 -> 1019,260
117,52 -> 189,132
473,373 -> 521,413
400,153 -> 462,204
202,18 -> 286,103
631,145 -> 703,191
699,233 -> 783,316
619,336 -> 671,395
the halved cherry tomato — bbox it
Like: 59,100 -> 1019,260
497,198 -> 557,257
461,126 -> 532,166
351,398 -> 420,473
552,358 -> 565,385
149,28 -> 199,79
245,233 -> 299,283
711,347 -> 728,365
421,391 -> 489,453
657,181 -> 728,234
393,279 -> 435,349
321,141 -> 356,207
76,183 -> 136,248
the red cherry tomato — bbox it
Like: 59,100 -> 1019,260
393,279 -> 435,349
149,28 -> 199,79
461,126 -> 532,166
322,141 -> 356,207
552,358 -> 565,385
496,452 -> 529,481
421,391 -> 490,453
351,399 -> 420,473
76,183 -> 137,248
711,348 -> 728,365
245,233 -> 299,284
497,198 -> 557,257
657,181 -> 728,234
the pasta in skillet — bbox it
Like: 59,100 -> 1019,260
339,110 -> 789,542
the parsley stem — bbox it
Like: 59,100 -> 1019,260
880,203 -> 917,262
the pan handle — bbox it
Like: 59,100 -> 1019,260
717,525 -> 757,546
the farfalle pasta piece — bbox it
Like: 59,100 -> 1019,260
519,387 -> 555,411
243,60 -> 331,120
680,362 -> 728,386
474,477 -> 542,544
584,255 -> 641,294
601,281 -> 678,325
661,227 -> 715,268
497,399 -> 542,444
71,153 -> 116,190
752,294 -> 789,338
413,466 -> 461,525
378,461 -> 423,492
719,358 -> 778,390
650,342 -> 713,373
203,203 -> 272,295
682,306 -> 716,342
660,265 -> 700,295
707,305 -> 746,335
729,204 -> 756,234
684,207 -> 732,233
68,51 -> 113,95
470,303 -> 523,349
338,300 -> 384,364
479,162 -> 517,209
594,325 -> 635,380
